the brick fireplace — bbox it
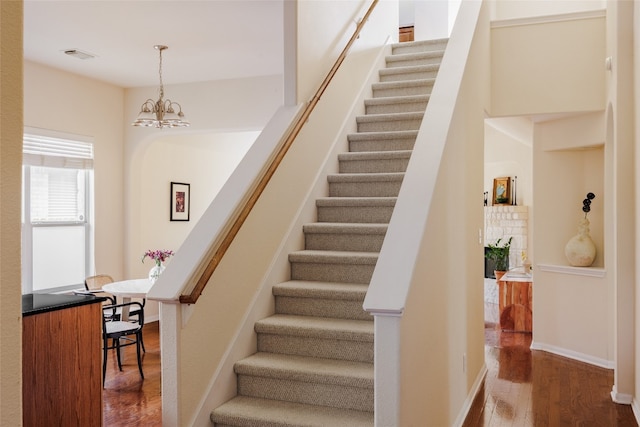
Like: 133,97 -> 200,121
484,205 -> 529,277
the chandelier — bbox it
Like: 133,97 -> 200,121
132,45 -> 189,129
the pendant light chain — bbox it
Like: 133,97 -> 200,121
157,45 -> 165,102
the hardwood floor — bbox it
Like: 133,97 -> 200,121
464,319 -> 638,426
103,319 -> 638,427
103,321 -> 162,426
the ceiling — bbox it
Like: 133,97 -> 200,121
23,0 -> 284,89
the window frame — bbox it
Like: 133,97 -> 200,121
21,129 -> 95,294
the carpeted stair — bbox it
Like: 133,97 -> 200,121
210,38 -> 447,427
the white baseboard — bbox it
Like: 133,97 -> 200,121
530,341 -> 614,369
610,386 -> 633,404
632,397 -> 640,424
452,364 -> 488,427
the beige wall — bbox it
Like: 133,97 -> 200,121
0,2 -> 23,425
489,0 -> 605,21
24,61 -> 126,280
491,12 -> 606,117
485,118 -> 533,206
296,0 -> 398,103
635,0 -> 640,413
606,0 -> 636,405
123,75 -> 283,288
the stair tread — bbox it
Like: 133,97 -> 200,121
356,111 -> 424,123
289,250 -> 378,264
379,63 -> 439,75
211,396 -> 373,427
386,50 -> 446,63
235,353 -> 373,387
372,79 -> 435,91
255,314 -> 374,341
315,196 -> 396,207
347,130 -> 418,141
338,150 -> 412,161
273,280 -> 369,300
303,222 -> 388,234
364,94 -> 429,106
391,37 -> 449,48
327,172 -> 404,182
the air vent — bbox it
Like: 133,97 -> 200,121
63,49 -> 96,60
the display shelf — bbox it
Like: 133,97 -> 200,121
537,263 -> 605,278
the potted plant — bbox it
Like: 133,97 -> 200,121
485,237 -> 512,279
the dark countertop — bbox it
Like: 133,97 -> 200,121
22,293 -> 105,317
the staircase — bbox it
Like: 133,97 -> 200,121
210,38 -> 448,427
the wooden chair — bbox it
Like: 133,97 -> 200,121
73,274 -> 117,309
78,274 -> 146,352
102,301 -> 144,387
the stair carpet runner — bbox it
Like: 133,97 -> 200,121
211,38 -> 448,427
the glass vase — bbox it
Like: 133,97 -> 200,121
149,262 -> 165,284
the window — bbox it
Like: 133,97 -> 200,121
22,129 -> 94,293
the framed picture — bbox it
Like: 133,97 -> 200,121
492,177 -> 511,205
170,182 -> 190,221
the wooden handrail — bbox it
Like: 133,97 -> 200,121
180,0 -> 379,304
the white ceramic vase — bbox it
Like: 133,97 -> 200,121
564,217 -> 596,267
149,262 -> 166,284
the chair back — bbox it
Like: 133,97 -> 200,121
85,274 -> 114,291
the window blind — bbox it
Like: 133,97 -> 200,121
23,133 -> 94,169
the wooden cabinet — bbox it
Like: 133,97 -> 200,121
498,279 -> 533,333
399,26 -> 414,42
22,294 -> 104,426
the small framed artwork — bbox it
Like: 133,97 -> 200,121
170,182 -> 190,221
492,177 -> 511,205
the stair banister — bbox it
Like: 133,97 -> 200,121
178,0 -> 380,305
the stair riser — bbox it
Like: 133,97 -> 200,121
275,296 -> 372,321
365,100 -> 428,115
328,181 -> 402,198
373,85 -> 432,98
317,205 -> 394,223
348,137 -> 416,152
237,376 -> 374,412
379,69 -> 438,82
339,158 -> 409,174
257,334 -> 373,363
291,262 -> 374,284
305,232 -> 385,252
392,40 -> 448,54
358,117 -> 422,132
386,56 -> 443,68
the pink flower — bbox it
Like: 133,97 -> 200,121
142,249 -> 174,266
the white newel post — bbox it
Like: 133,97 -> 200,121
160,302 -> 182,426
374,314 -> 402,427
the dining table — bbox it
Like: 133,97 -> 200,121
102,278 -> 152,320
